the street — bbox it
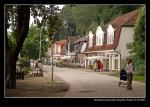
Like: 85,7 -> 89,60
45,65 -> 145,97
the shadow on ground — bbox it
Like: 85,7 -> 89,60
5,73 -> 69,97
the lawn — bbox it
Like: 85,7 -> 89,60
133,75 -> 145,83
100,71 -> 145,83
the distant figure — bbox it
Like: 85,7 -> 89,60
92,59 -> 98,71
125,59 -> 133,90
35,62 -> 38,68
98,60 -> 104,72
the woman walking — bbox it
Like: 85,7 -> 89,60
125,59 -> 134,90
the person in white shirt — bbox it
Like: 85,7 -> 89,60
125,59 -> 133,90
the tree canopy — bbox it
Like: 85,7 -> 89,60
127,7 -> 145,74
5,5 -> 61,88
20,24 -> 49,60
57,5 -> 142,39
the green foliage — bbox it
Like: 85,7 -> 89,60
5,5 -> 18,31
18,57 -> 29,67
18,57 -> 30,73
127,7 -> 145,74
6,5 -> 60,49
87,22 -> 99,32
7,31 -> 17,48
47,16 -> 61,40
58,5 -> 141,38
20,24 -> 49,59
133,75 -> 145,82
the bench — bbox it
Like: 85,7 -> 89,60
32,67 -> 43,77
16,72 -> 24,80
16,64 -> 25,80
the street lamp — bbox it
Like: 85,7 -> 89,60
63,20 -> 70,56
49,5 -> 55,83
51,35 -> 54,82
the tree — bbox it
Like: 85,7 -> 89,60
46,5 -> 61,42
58,5 -> 141,37
5,5 -> 61,88
127,7 -> 145,74
5,5 -> 30,88
87,21 -> 99,33
20,24 -> 49,60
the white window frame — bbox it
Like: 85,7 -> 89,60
96,26 -> 104,46
89,31 -> 93,47
57,45 -> 61,53
54,43 -> 57,53
107,24 -> 115,44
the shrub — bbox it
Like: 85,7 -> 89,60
17,57 -> 30,74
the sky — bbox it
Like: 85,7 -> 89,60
29,5 -> 65,25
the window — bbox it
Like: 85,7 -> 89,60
54,44 -> 57,53
80,42 -> 87,53
58,45 -> 61,53
107,24 -> 115,44
96,26 -> 104,46
89,31 -> 93,47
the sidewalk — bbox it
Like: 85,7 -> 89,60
5,65 -> 69,97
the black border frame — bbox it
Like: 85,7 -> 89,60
1,0 -> 149,105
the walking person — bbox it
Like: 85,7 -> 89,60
98,60 -> 104,72
92,59 -> 98,72
125,59 -> 134,90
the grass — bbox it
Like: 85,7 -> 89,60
100,71 -> 145,83
133,75 -> 145,83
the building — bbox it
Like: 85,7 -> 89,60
72,36 -> 87,67
48,36 -> 79,63
48,39 -> 67,64
85,9 -> 139,71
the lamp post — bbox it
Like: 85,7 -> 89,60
39,29 -> 42,60
50,5 -> 55,83
63,20 -> 69,56
51,35 -> 54,82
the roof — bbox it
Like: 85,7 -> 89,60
68,36 -> 80,43
55,39 -> 67,45
103,9 -> 139,29
54,36 -> 80,45
85,9 -> 139,53
73,36 -> 87,44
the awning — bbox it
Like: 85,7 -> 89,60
85,56 -> 107,60
61,55 -> 71,59
53,55 -> 65,59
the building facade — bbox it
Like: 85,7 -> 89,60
85,9 -> 139,71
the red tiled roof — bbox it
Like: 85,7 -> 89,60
73,36 -> 87,44
55,39 -> 67,45
85,9 -> 139,53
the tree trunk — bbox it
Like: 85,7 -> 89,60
5,5 -> 30,89
5,49 -> 17,88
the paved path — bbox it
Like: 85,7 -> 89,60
47,65 -> 145,98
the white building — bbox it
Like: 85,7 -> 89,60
85,9 -> 139,71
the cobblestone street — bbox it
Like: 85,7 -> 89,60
46,65 -> 145,97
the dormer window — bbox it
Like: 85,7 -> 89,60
96,26 -> 104,46
107,24 -> 115,44
89,31 -> 93,47
58,45 -> 61,53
